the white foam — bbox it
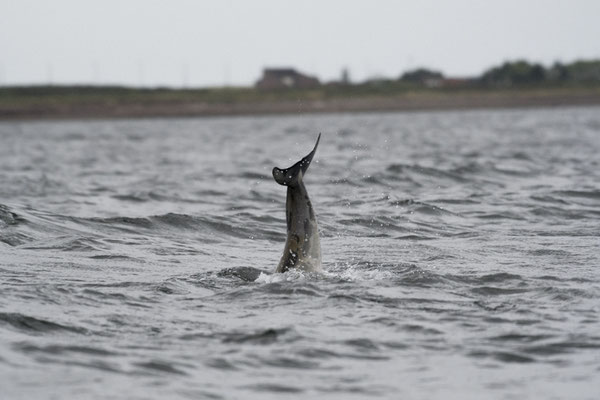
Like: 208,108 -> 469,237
254,264 -> 396,283
323,263 -> 397,282
254,269 -> 309,283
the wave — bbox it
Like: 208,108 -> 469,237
133,360 -> 188,375
0,204 -> 22,226
14,342 -> 118,356
111,190 -> 203,204
388,199 -> 457,215
0,204 -> 33,246
386,163 -> 470,183
0,312 -> 87,334
521,339 -> 600,355
2,206 -> 285,250
221,327 -> 294,345
553,189 -> 600,200
469,350 -> 536,363
20,236 -> 108,252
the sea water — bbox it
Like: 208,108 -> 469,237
1,107 -> 599,399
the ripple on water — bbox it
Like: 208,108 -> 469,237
243,383 -> 304,394
0,204 -> 23,226
469,350 -> 536,364
133,360 -> 188,376
0,312 -> 88,335
1,109 -> 600,399
13,342 -> 119,357
221,328 -> 295,345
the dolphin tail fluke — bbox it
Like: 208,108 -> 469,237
272,133 -> 321,186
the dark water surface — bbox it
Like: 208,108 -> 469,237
1,107 -> 599,399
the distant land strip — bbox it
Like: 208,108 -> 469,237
1,86 -> 600,120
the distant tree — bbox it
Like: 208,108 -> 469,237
566,60 -> 600,82
399,68 -> 444,84
547,62 -> 569,82
480,60 -> 546,86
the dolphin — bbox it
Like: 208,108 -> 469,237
272,133 -> 322,273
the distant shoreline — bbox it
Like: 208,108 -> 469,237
2,86 -> 600,121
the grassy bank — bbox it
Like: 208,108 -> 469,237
1,84 -> 600,120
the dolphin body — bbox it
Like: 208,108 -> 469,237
272,134 -> 322,273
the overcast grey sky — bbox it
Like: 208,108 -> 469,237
1,0 -> 599,87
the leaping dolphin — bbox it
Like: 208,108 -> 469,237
272,133 -> 322,273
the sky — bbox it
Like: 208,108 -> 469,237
1,0 -> 599,88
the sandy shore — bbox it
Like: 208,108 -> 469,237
2,88 -> 600,120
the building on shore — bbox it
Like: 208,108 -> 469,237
255,68 -> 320,90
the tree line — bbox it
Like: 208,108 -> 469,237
399,59 -> 600,87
